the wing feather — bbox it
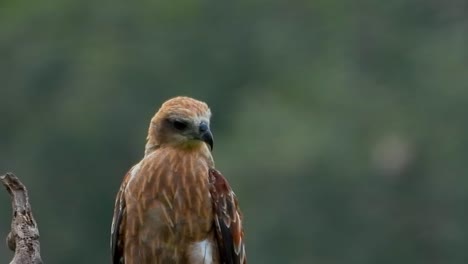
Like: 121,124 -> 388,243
209,168 -> 246,264
111,169 -> 132,264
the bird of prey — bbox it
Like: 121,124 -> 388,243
111,96 -> 246,264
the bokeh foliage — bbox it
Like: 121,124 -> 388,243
1,0 -> 468,263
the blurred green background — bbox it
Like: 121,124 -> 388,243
1,0 -> 468,263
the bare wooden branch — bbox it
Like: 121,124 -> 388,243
1,172 -> 42,264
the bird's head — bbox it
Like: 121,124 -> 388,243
146,96 -> 213,154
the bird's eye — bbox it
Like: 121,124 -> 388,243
172,120 -> 188,130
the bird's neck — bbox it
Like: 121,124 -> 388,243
144,140 -> 214,166
144,140 -> 158,156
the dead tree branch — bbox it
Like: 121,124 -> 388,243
1,172 -> 42,264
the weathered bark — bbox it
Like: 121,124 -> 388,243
1,173 -> 42,264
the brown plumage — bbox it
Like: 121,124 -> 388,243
111,96 -> 246,264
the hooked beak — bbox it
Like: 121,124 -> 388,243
198,122 -> 213,151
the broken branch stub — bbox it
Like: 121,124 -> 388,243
1,172 -> 42,264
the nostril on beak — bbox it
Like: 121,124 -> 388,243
199,122 -> 209,133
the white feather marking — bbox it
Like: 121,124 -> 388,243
193,116 -> 210,126
189,239 -> 213,264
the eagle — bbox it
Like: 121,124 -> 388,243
111,96 -> 246,264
